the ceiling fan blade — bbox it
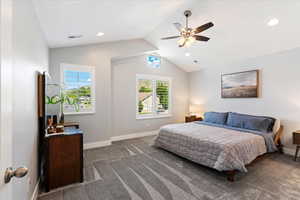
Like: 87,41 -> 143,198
194,22 -> 214,34
161,36 -> 181,40
194,35 -> 210,41
173,23 -> 183,32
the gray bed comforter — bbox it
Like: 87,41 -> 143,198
154,122 -> 269,172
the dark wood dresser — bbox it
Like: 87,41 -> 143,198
38,72 -> 84,192
43,128 -> 83,192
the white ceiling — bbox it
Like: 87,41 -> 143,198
146,0 -> 300,71
33,0 -> 300,72
32,0 -> 189,48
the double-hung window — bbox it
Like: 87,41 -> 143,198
136,74 -> 172,119
61,63 -> 96,114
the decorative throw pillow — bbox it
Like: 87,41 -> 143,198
203,112 -> 228,125
227,112 -> 275,132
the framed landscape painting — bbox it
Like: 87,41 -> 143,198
221,70 -> 259,98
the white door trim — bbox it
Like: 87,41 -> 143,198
0,0 -> 13,199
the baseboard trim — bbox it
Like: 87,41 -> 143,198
111,130 -> 158,142
30,179 -> 40,200
283,147 -> 297,157
83,140 -> 112,150
83,130 -> 159,150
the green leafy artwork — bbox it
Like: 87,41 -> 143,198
46,93 -> 80,112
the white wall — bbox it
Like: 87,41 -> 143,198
189,48 -> 300,151
12,0 -> 49,199
49,39 -> 158,143
112,55 -> 189,136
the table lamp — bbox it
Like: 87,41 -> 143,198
189,104 -> 203,118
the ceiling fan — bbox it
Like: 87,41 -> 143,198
161,10 -> 214,47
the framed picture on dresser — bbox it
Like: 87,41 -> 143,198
221,70 -> 259,98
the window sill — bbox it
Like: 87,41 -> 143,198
136,114 -> 172,120
64,112 -> 95,116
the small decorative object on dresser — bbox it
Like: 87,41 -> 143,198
293,130 -> 300,161
185,115 -> 203,123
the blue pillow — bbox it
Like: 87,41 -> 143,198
204,112 -> 228,125
227,112 -> 275,132
226,112 -> 244,128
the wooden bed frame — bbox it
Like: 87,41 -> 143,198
226,125 -> 284,182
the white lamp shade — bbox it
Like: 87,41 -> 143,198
189,104 -> 204,117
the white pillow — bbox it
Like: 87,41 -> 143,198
273,119 -> 281,134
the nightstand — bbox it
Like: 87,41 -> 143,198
185,115 -> 203,123
293,130 -> 300,161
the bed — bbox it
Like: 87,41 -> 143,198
154,112 -> 283,181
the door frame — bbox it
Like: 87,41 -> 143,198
0,0 -> 13,199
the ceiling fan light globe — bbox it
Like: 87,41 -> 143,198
177,37 -> 186,46
185,42 -> 192,48
185,36 -> 196,47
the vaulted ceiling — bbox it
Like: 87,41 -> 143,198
32,0 -> 190,47
33,0 -> 300,72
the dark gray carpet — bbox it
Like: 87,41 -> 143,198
38,136 -> 300,200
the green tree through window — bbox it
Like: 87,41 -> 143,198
62,64 -> 95,114
136,75 -> 171,118
156,81 -> 169,111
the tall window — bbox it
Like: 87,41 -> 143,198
61,64 -> 95,114
136,74 -> 172,119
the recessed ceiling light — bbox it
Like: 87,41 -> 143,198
68,34 -> 82,39
267,18 -> 279,26
185,52 -> 191,57
96,32 -> 104,37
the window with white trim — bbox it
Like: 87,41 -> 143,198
61,63 -> 96,114
136,74 -> 172,119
